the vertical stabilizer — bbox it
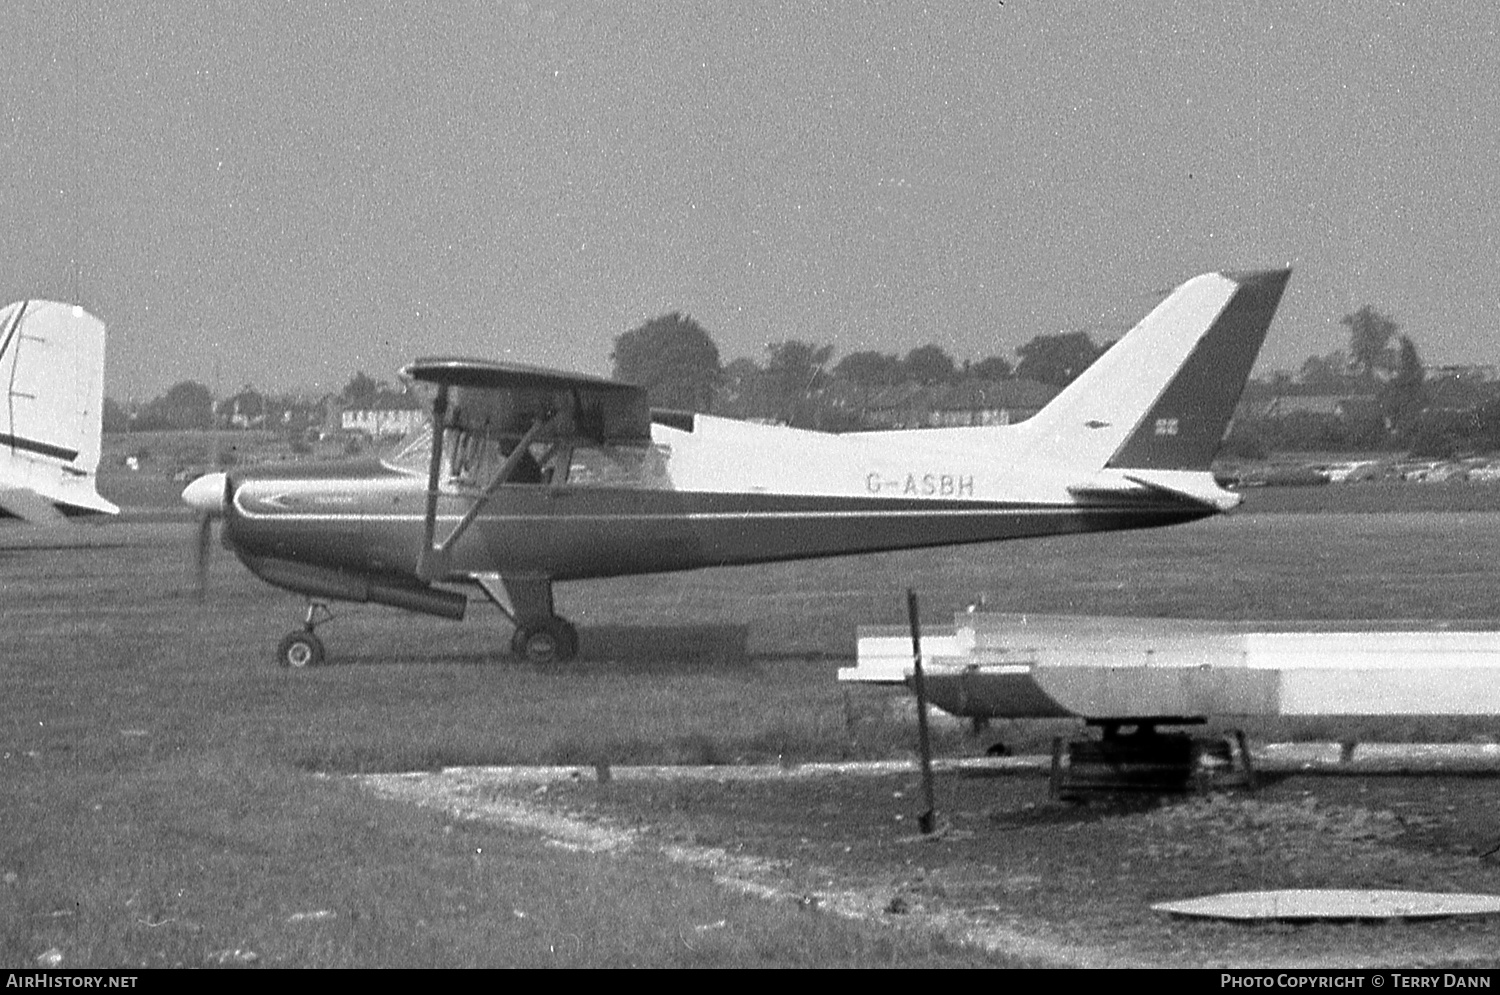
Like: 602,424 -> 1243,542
0,300 -> 118,520
1016,269 -> 1291,474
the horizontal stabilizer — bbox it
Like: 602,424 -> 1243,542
1067,470 -> 1241,512
1121,471 -> 1242,512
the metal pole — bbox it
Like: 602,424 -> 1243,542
906,588 -> 937,835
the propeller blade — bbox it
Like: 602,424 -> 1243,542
194,511 -> 213,600
183,471 -> 229,601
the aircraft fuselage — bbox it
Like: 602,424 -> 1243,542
222,456 -> 1214,596
187,268 -> 1291,665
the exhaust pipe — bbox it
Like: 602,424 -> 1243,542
368,579 -> 468,620
240,555 -> 467,620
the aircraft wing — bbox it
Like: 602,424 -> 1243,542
402,357 -> 651,445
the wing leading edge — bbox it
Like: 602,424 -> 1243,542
403,357 -> 651,446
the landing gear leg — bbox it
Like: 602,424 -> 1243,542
275,602 -> 333,669
473,574 -> 579,664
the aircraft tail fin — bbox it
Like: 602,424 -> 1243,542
1016,269 -> 1291,473
0,300 -> 118,520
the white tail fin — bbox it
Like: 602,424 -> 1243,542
0,300 -> 118,520
1016,269 -> 1291,474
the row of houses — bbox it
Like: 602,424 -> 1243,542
214,379 -> 1065,437
816,371 -> 1493,432
197,362 -> 1500,439
823,364 -> 1499,432
828,379 -> 1061,429
1235,368 -> 1500,423
215,386 -> 426,438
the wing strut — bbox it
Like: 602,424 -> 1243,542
418,383 -> 450,572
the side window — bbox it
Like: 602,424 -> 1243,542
439,435 -> 671,489
565,444 -> 672,489
446,430 -> 552,488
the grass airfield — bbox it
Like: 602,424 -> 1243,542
5,477 -> 1500,967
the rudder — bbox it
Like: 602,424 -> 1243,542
1014,269 -> 1290,475
0,300 -> 117,517
1106,269 -> 1290,471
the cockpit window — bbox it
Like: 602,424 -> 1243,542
381,424 -> 672,490
382,425 -> 534,486
447,431 -> 543,488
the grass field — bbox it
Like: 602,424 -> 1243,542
4,480 -> 1500,967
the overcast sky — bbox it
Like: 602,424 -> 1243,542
3,1 -> 1496,400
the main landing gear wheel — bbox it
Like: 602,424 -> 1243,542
276,630 -> 326,669
510,618 -> 579,664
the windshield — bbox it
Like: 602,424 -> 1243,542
381,421 -> 436,475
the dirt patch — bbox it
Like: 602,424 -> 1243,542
358,766 -> 1099,967
358,758 -> 1500,968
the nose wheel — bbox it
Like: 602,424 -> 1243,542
276,630 -> 325,669
510,617 -> 579,664
276,602 -> 334,668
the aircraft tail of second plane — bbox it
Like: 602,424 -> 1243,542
0,300 -> 118,521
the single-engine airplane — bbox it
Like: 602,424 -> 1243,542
0,300 -> 119,523
184,268 -> 1290,667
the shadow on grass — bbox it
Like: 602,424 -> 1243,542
297,731 -> 791,773
1288,768 -> 1500,781
577,624 -> 749,667
748,650 -> 855,663
985,795 -> 1167,830
981,785 -> 1308,830
323,623 -> 755,673
326,651 -> 515,668
0,539 -> 148,553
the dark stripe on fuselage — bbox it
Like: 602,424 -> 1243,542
0,432 -> 79,463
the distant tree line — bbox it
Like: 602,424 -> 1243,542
609,312 -> 1113,431
112,304 -> 1499,461
613,305 -> 1499,458
106,372 -> 409,434
1227,304 -> 1500,459
112,381 -> 216,431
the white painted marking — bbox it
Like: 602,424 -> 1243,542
1154,889 -> 1500,921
